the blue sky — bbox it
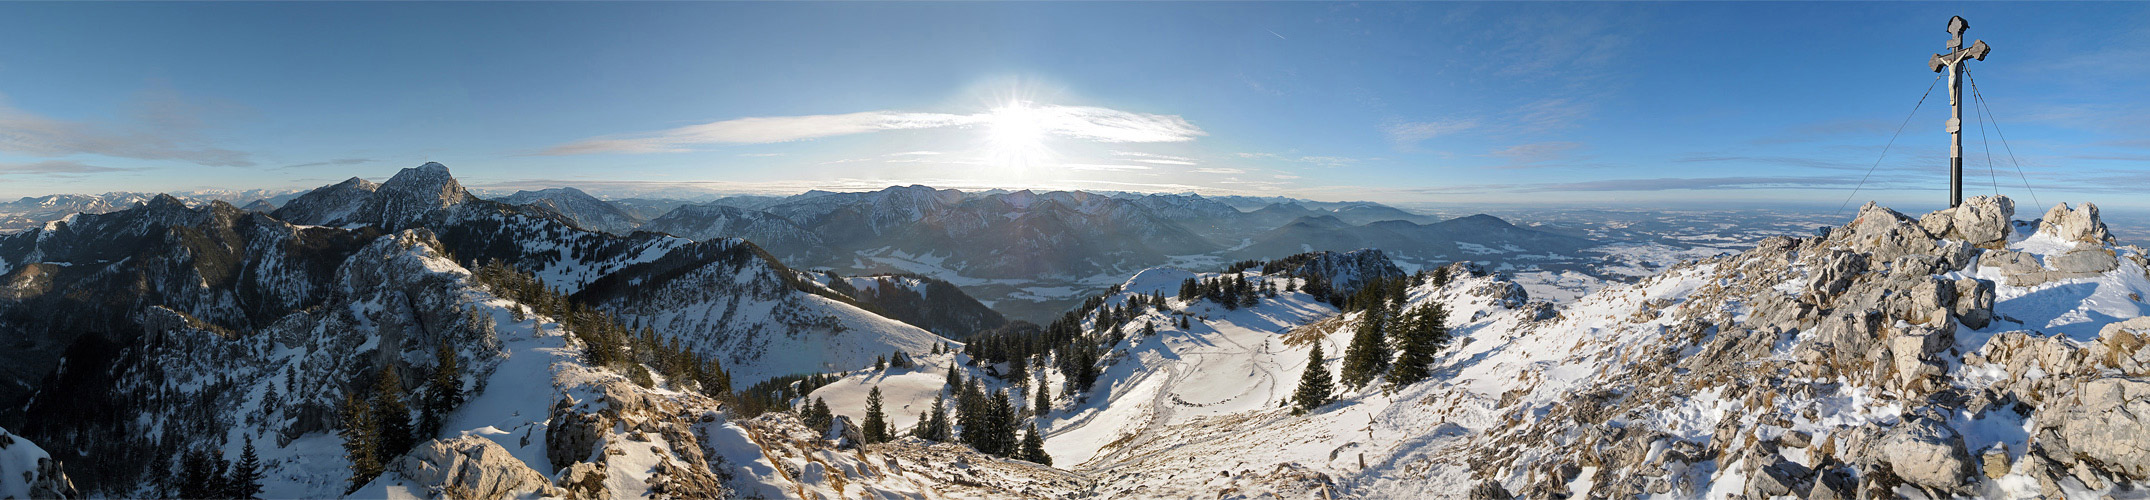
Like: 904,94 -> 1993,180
0,2 -> 2144,211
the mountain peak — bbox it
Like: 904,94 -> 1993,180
142,193 -> 190,211
1449,213 -> 1514,228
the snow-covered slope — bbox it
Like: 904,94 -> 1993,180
573,239 -> 953,386
269,177 -> 381,227
636,203 -> 823,260
1074,196 -> 2150,498
496,187 -> 645,235
801,195 -> 2150,499
0,427 -> 77,499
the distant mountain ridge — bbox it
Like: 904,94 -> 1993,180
495,186 -> 646,234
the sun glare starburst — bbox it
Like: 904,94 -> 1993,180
983,100 -> 1054,170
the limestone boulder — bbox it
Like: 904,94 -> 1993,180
2039,202 -> 2113,244
1950,278 -> 1995,330
1890,326 -> 1954,394
29,456 -> 78,500
1985,247 -> 2119,287
1920,195 -> 2015,249
1470,280 -> 1529,309
1970,331 -> 2087,403
389,436 -> 556,500
1467,480 -> 1514,500
1877,416 -> 1976,493
1981,444 -> 2011,479
1979,250 -> 2041,276
826,415 -> 865,450
1843,202 -> 1940,263
2034,377 -> 2150,480
2089,317 -> 2150,375
546,397 -> 608,472
1743,456 -> 1812,498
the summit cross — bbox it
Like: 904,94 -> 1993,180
1929,15 -> 1992,208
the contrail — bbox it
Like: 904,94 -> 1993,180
1268,30 -> 1286,40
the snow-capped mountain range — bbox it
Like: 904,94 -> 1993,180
3,163 -> 2144,499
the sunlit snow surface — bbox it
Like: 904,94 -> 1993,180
801,217 -> 2149,498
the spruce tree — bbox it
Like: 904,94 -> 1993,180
1018,424 -> 1052,466
1387,304 -> 1448,390
805,397 -> 833,431
339,392 -> 381,493
420,341 -> 463,439
933,392 -> 953,441
1032,380 -> 1051,416
177,448 -> 210,499
700,357 -> 731,397
989,389 -> 1017,456
862,387 -> 889,444
917,392 -> 951,441
231,436 -> 264,499
1291,342 -> 1335,415
945,363 -> 963,393
208,450 -> 232,499
375,367 -> 416,460
262,383 -> 281,418
957,380 -> 988,452
1338,302 -> 1391,389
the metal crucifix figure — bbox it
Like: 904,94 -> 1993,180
1930,16 -> 1991,208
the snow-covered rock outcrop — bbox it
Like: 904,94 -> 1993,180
0,427 -> 77,499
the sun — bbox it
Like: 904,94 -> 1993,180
983,100 -> 1052,169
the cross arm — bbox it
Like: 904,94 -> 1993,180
1930,40 -> 1992,72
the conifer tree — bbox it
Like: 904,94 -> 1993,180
989,389 -> 1018,456
338,391 -> 381,493
231,436 -> 264,499
700,357 -> 731,397
945,363 -> 964,393
262,383 -> 281,418
1338,301 -> 1391,389
1032,379 -> 1051,416
207,450 -> 232,499
176,448 -> 210,499
862,387 -> 889,444
1387,303 -> 1448,389
915,392 -> 952,441
1292,342 -> 1335,415
420,341 -> 463,439
957,380 -> 988,451
1018,424 -> 1052,466
805,397 -> 833,431
375,367 -> 416,460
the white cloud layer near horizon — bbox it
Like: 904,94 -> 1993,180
544,104 -> 1204,155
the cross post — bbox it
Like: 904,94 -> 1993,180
1929,16 -> 1991,208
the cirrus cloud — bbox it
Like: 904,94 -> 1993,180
544,104 -> 1204,155
0,91 -> 254,167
